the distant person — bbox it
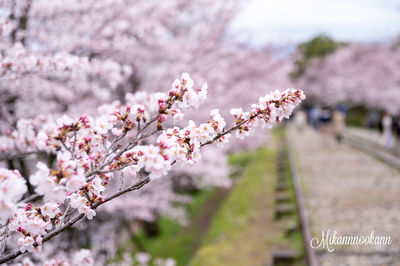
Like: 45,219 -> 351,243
366,110 -> 379,130
309,106 -> 321,130
319,107 -> 332,135
337,103 -> 347,115
396,116 -> 400,138
382,112 -> 393,148
294,110 -> 307,132
332,109 -> 346,143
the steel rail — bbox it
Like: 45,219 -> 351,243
285,134 -> 318,266
344,134 -> 400,170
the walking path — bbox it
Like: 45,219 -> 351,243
346,127 -> 400,150
288,126 -> 400,266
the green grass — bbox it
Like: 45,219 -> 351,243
134,188 -> 215,266
187,189 -> 215,216
276,130 -> 305,264
346,105 -> 368,127
280,158 -> 305,260
108,188 -> 218,265
136,218 -> 196,264
228,148 -> 262,168
190,145 -> 278,266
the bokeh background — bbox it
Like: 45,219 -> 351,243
1,0 -> 400,265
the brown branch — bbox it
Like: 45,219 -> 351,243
201,117 -> 253,147
0,151 -> 40,161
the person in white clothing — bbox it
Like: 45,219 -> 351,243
382,112 -> 393,148
294,110 -> 307,132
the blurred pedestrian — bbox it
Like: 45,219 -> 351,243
319,106 -> 332,135
366,110 -> 379,130
396,116 -> 400,138
382,111 -> 393,148
294,110 -> 307,132
309,106 -> 321,130
332,108 -> 346,143
337,103 -> 347,114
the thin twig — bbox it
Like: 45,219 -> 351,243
71,131 -> 77,155
58,203 -> 70,227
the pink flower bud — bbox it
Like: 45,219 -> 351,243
25,203 -> 33,211
158,99 -> 166,109
158,114 -> 168,123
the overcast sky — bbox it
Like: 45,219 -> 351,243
231,0 -> 400,45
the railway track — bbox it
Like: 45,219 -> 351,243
286,125 -> 400,265
287,137 -> 318,266
270,133 -> 318,266
344,131 -> 400,170
270,126 -> 400,266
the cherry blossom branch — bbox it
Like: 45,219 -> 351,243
58,203 -> 71,227
201,117 -> 252,147
0,213 -> 85,263
0,73 -> 305,264
89,112 -> 167,177
0,111 -> 281,263
0,177 -> 150,264
0,119 -> 243,263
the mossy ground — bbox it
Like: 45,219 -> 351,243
134,188 -> 229,266
190,145 -> 279,266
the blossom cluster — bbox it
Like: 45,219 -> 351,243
294,42 -> 400,114
0,169 -> 27,224
133,252 -> 176,266
8,201 -> 61,253
88,59 -> 133,90
0,73 -> 304,262
12,249 -> 94,266
0,43 -> 89,79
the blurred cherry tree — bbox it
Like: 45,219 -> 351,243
0,1 -> 303,264
292,35 -> 400,114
